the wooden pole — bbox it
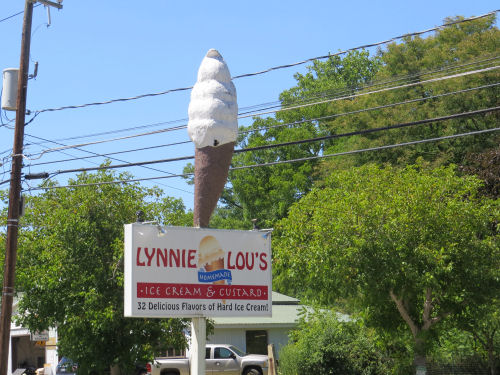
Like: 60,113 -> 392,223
267,343 -> 277,375
0,1 -> 33,374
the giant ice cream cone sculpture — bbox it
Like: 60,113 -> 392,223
188,49 -> 238,228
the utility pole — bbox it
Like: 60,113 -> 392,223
0,0 -> 33,372
0,1 -> 61,374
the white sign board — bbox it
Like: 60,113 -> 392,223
30,331 -> 49,341
124,224 -> 272,318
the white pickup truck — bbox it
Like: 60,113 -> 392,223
147,344 -> 269,375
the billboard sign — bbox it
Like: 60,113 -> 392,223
124,224 -> 272,318
30,331 -> 49,341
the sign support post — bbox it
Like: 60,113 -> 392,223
190,317 -> 206,375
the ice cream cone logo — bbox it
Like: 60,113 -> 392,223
197,235 -> 232,290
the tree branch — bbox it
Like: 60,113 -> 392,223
423,287 -> 433,326
472,331 -> 487,348
422,288 -> 450,330
390,289 -> 419,338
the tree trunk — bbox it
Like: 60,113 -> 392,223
110,365 -> 121,375
487,340 -> 497,375
414,337 -> 427,375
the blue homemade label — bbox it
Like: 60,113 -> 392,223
198,269 -> 232,283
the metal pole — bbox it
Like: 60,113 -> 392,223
190,226 -> 206,375
190,317 -> 206,375
0,1 -> 33,373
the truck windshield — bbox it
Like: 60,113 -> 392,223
229,346 -> 246,357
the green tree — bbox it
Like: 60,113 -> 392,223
429,327 -> 478,364
456,300 -> 500,375
278,310 -> 392,375
462,146 -> 500,199
230,51 -> 380,227
320,14 -> 499,170
278,50 -> 381,125
229,15 -> 499,228
274,164 -> 500,373
15,168 -> 192,373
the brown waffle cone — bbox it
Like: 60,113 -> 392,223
193,142 -> 235,228
204,259 -> 226,285
204,258 -> 224,271
204,258 -> 226,303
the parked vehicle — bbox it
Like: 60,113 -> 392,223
56,357 -> 78,375
148,344 -> 268,375
20,367 -> 36,375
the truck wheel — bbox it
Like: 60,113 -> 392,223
243,368 -> 262,375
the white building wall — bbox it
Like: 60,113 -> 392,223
208,328 -> 246,351
44,328 -> 59,375
7,325 -> 58,375
268,327 -> 290,358
208,326 -> 292,358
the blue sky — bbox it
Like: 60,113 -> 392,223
1,1 -> 498,210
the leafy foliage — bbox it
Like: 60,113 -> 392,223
278,50 -> 382,124
273,163 -> 500,364
320,15 -> 499,170
15,168 -> 192,373
278,310 -> 392,375
454,299 -> 500,373
429,327 -> 481,364
462,146 -> 500,199
230,51 -> 380,228
225,15 -> 499,229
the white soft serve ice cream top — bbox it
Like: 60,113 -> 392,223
188,49 -> 238,148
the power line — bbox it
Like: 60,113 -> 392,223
21,54 -> 499,150
30,10 -> 499,115
240,82 -> 500,135
249,53 -> 500,108
26,172 -> 190,191
240,65 -> 500,118
34,85 -> 193,114
18,81 -> 500,168
240,55 -> 500,115
235,106 -> 500,154
26,106 -> 499,177
40,118 -> 188,143
23,133 -> 195,195
3,54 -> 497,181
3,9 -> 497,194
45,154 -> 194,175
21,65 -> 499,160
24,124 -> 187,160
0,10 -> 24,23
25,126 -> 500,192
231,11 -> 500,80
231,128 -> 500,171
27,139 -> 192,167
0,4 -> 41,24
